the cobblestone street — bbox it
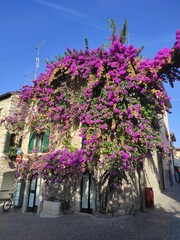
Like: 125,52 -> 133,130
0,184 -> 180,240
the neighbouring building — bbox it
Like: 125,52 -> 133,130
174,148 -> 180,167
0,91 -> 25,206
174,147 -> 180,182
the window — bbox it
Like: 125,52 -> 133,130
28,130 -> 50,153
0,172 -> 15,200
34,133 -> 44,150
4,132 -> 21,157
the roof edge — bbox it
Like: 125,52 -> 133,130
0,91 -> 20,101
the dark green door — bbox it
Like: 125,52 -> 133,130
27,178 -> 37,213
81,172 -> 95,213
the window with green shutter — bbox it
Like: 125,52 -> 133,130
28,130 -> 50,153
4,132 -> 19,157
3,132 -> 10,153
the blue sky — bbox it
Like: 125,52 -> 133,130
0,0 -> 180,146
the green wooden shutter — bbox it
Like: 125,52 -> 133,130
82,138 -> 86,148
3,131 -> 10,153
42,130 -> 50,153
28,133 -> 35,153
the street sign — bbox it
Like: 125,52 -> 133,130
17,148 -> 22,156
16,155 -> 21,163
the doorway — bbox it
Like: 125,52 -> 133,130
81,171 -> 96,213
157,153 -> 165,191
27,178 -> 37,212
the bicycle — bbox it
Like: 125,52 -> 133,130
3,193 -> 14,212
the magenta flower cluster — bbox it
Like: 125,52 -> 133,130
9,30 -> 180,184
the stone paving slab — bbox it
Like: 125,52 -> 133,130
0,184 -> 180,240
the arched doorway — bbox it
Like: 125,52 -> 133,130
81,171 -> 96,213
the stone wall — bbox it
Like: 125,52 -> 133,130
19,100 -> 175,214
0,92 -> 19,190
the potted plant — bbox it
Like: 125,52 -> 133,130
6,146 -> 17,160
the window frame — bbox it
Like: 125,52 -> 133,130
28,130 -> 50,154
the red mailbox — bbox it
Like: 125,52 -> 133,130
145,187 -> 154,207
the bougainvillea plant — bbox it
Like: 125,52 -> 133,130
1,25 -> 180,191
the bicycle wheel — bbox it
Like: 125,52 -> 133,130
3,199 -> 12,212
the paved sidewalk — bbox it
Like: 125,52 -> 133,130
0,184 -> 180,240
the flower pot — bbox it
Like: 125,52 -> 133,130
42,200 -> 61,216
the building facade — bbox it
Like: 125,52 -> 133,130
0,91 -> 177,216
0,92 -> 20,201
19,113 -> 176,216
